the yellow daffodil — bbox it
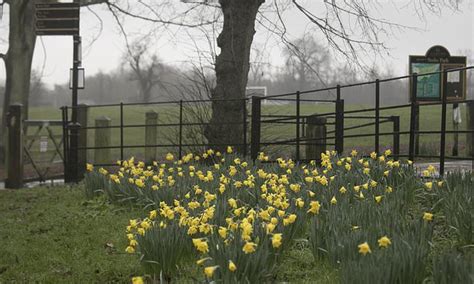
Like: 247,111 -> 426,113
272,233 -> 283,248
165,153 -> 174,161
358,242 -> 371,255
132,276 -> 144,284
228,260 -> 237,272
218,227 -> 228,239
86,163 -> 94,172
423,212 -> 433,222
307,201 -> 321,214
125,246 -> 135,253
204,266 -> 218,278
242,242 -> 257,254
192,238 -> 209,253
330,196 -> 337,205
378,236 -> 391,248
375,195 -> 383,203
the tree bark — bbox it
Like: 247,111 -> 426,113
0,0 -> 37,164
206,0 -> 264,153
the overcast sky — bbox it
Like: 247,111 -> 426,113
0,1 -> 472,88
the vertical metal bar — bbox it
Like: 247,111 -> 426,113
375,79 -> 380,155
64,106 -> 71,182
392,116 -> 400,161
61,107 -> 68,172
440,70 -> 448,176
335,85 -> 344,154
409,73 -> 418,162
296,91 -> 301,162
242,99 -> 247,156
250,96 -> 262,161
120,102 -> 124,161
415,105 -> 420,155
179,100 -> 183,159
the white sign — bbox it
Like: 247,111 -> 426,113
40,136 -> 48,153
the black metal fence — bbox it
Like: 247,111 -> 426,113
62,65 -> 474,182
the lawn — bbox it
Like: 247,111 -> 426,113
0,186 -> 143,282
0,185 -> 337,283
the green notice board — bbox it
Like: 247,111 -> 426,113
412,63 -> 441,100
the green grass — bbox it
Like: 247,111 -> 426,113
26,102 -> 472,164
0,185 -> 338,283
0,186 -> 143,282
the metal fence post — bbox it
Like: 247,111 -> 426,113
409,73 -> 418,162
242,99 -> 248,156
120,102 -> 124,161
391,116 -> 400,161
77,104 -> 89,180
61,106 -> 69,182
439,70 -> 448,176
179,100 -> 183,159
375,79 -> 380,155
5,104 -> 23,189
296,91 -> 301,162
250,96 -> 262,161
68,122 -> 81,182
335,84 -> 344,154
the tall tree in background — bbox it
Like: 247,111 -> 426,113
125,41 -> 164,103
283,34 -> 331,91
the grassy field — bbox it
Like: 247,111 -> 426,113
0,185 -> 337,283
26,102 -> 472,165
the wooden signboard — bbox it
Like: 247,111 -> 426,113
35,3 -> 80,36
409,45 -> 467,102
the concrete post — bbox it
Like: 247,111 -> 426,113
94,116 -> 111,164
305,115 -> 327,162
145,110 -> 158,164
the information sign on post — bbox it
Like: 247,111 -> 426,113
409,45 -> 467,102
35,3 -> 80,36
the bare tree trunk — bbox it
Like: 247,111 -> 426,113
0,0 -> 37,164
205,0 -> 264,153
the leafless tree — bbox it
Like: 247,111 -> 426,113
125,40 -> 165,103
282,34 -> 331,91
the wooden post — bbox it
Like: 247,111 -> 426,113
94,116 -> 111,165
5,104 -> 24,189
145,110 -> 158,164
467,101 -> 474,170
77,104 -> 89,179
305,114 -> 326,162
